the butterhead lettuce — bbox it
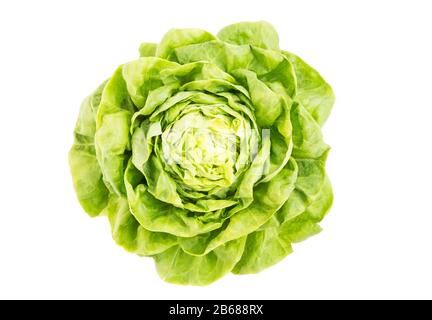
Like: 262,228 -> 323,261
69,21 -> 335,285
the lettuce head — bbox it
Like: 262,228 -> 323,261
69,21 -> 335,285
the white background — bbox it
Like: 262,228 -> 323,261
0,0 -> 431,300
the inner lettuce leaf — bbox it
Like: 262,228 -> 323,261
69,21 -> 335,285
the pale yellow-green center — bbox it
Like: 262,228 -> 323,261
161,109 -> 244,191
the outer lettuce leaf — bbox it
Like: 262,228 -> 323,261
95,67 -> 134,196
139,43 -> 157,57
232,221 -> 293,274
280,176 -> 333,242
69,83 -> 109,216
156,29 -> 217,60
282,51 -> 335,126
154,237 -> 246,286
105,195 -> 177,256
217,21 -> 280,50
122,57 -> 179,108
